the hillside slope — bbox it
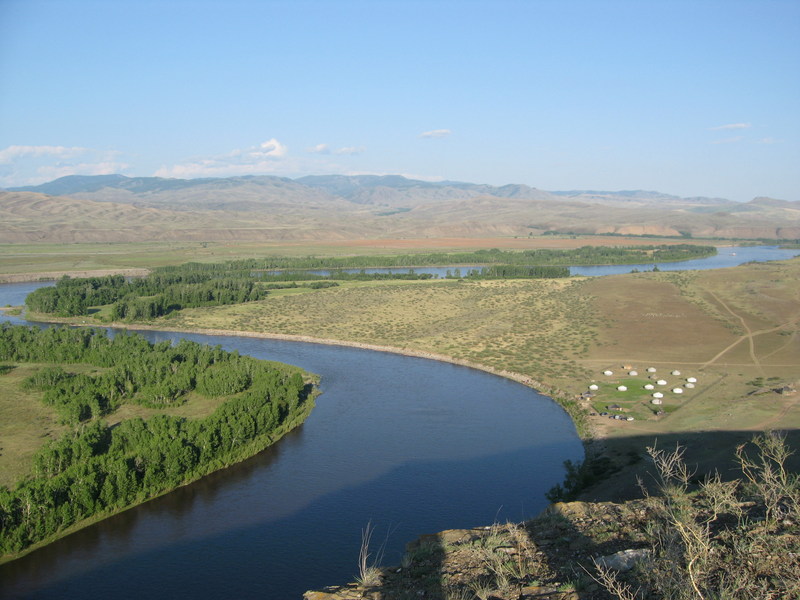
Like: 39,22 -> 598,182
3,175 -> 799,242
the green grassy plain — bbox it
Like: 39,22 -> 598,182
0,364 -> 68,487
160,259 -> 800,497
3,239 -> 798,500
0,235 -> 718,279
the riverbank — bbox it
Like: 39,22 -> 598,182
19,312 -> 603,501
0,268 -> 150,284
0,337 -> 318,566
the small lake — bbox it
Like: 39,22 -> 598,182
0,296 -> 582,599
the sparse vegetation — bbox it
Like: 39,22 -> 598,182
307,433 -> 799,599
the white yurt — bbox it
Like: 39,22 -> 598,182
656,379 -> 668,386
687,377 -> 697,383
644,384 -> 655,390
629,370 -> 638,376
672,387 -> 684,394
685,382 -> 695,389
589,384 -> 599,391
647,367 -> 657,373
672,370 -> 681,376
653,392 -> 664,399
617,385 -> 628,391
603,370 -> 613,376
651,398 -> 663,405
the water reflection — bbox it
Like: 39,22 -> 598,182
0,319 -> 582,599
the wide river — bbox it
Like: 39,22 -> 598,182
0,285 -> 583,599
1,244 -> 797,598
266,245 -> 800,278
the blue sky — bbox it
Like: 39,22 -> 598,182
1,0 -> 798,202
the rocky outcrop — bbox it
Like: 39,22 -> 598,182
303,501 -> 652,599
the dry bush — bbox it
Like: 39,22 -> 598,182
594,433 -> 799,600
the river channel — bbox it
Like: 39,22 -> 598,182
0,286 -> 583,599
1,245 -> 797,598
263,245 -> 800,278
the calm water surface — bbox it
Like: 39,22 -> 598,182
0,301 -> 582,599
0,245 -> 796,598
262,245 -> 800,278
568,245 -> 800,276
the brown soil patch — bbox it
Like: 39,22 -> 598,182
581,274 -> 736,364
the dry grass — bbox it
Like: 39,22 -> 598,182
0,360 -> 276,484
0,236 -> 711,279
159,259 -> 800,502
168,277 -> 600,390
5,250 -> 799,500
0,364 -> 67,487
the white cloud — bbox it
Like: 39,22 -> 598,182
155,139 -> 289,178
36,160 -> 129,181
711,136 -> 744,145
709,123 -> 751,131
345,170 -> 446,182
0,145 -> 127,187
419,129 -> 452,138
306,143 -> 330,154
757,137 -> 780,145
334,146 -> 365,155
0,144 -> 88,163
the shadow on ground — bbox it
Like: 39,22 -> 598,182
306,427 -> 800,600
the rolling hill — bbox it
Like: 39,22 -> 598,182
2,175 -> 798,243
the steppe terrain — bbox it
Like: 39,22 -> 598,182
3,174 -> 800,244
2,174 -> 799,598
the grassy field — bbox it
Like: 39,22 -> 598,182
3,240 -> 798,500
157,258 -> 800,497
0,235 -> 721,279
0,356 -> 315,488
0,364 -> 69,487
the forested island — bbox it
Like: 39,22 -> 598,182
0,324 -> 315,559
161,243 -> 715,270
23,245 -> 715,321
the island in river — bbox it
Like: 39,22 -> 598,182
0,324 -> 316,563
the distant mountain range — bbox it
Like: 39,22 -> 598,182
2,174 -> 798,243
7,174 -> 738,208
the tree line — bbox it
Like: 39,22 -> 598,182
0,324 -> 313,555
157,244 -> 716,272
25,274 -> 265,319
23,245 -> 714,320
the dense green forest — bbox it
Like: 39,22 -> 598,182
24,245 -> 712,320
25,274 -> 265,318
0,324 -> 314,556
162,243 -> 716,271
